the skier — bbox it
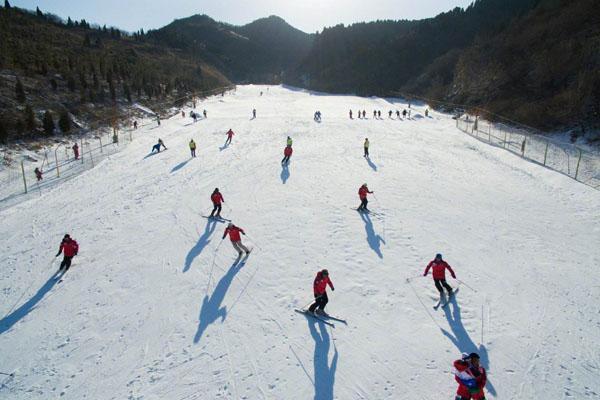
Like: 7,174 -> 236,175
454,353 -> 487,400
282,144 -> 293,164
203,109 -> 207,118
373,110 -> 377,119
377,110 -> 381,119
34,167 -> 43,181
308,269 -> 335,314
357,183 -> 373,211
210,188 -> 224,218
151,138 -> 167,153
156,115 -> 161,126
349,110 -> 353,119
252,109 -> 256,119
362,110 -> 366,119
388,110 -> 393,118
425,109 -> 429,117
192,112 -> 198,123
363,138 -> 370,158
55,234 -> 79,272
181,110 -> 185,118
287,136 -> 293,146
396,110 -> 400,119
357,110 -> 362,119
423,253 -> 456,296
189,139 -> 196,157
133,120 -> 138,129
72,143 -> 79,160
222,223 -> 250,257
225,129 -> 234,145
403,109 -> 407,118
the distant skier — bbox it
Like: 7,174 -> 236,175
203,109 -> 207,118
362,110 -> 366,119
423,253 -> 456,296
282,144 -> 293,164
189,139 -> 196,157
377,110 -> 381,118
34,167 -> 43,181
349,110 -> 353,119
222,223 -> 250,257
308,269 -> 335,314
210,188 -> 224,218
364,138 -> 370,158
403,109 -> 407,118
156,115 -> 161,126
396,110 -> 400,119
225,129 -> 234,145
72,143 -> 79,160
425,109 -> 429,117
55,234 -> 79,272
252,109 -> 256,119
357,110 -> 362,119
192,112 -> 198,123
454,353 -> 487,400
133,120 -> 138,129
287,136 -> 293,146
151,138 -> 167,153
373,110 -> 377,119
357,183 -> 373,211
181,110 -> 185,118
388,110 -> 392,118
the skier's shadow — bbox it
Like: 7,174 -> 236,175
170,159 -> 192,174
359,212 -> 385,258
0,272 -> 61,335
366,156 -> 377,171
280,163 -> 290,184
441,296 -> 497,397
219,142 -> 230,151
184,219 -> 217,272
308,319 -> 338,400
143,151 -> 160,159
193,259 -> 242,343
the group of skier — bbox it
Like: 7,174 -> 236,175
350,109 -> 418,120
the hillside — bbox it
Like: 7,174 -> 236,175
1,85 -> 599,399
0,5 -> 230,143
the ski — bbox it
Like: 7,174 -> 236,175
318,313 -> 347,324
294,309 -> 334,327
350,207 -> 384,217
237,248 -> 253,265
202,215 -> 231,222
433,294 -> 445,310
441,288 -> 459,308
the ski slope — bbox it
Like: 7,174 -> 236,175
1,85 -> 599,400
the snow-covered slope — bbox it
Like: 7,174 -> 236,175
1,85 -> 599,400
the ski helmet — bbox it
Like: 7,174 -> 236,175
227,223 -> 233,228
468,353 -> 480,360
321,269 -> 329,276
64,234 -> 70,239
435,253 -> 442,260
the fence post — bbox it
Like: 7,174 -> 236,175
488,124 -> 491,142
90,147 -> 94,167
543,141 -> 549,166
503,130 -> 507,148
521,138 -> 526,157
55,146 -> 60,177
80,139 -> 84,164
575,149 -> 582,180
21,160 -> 28,194
99,137 -> 103,153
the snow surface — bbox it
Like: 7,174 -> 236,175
1,85 -> 599,400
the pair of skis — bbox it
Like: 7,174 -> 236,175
433,288 -> 459,310
202,215 -> 231,223
294,309 -> 347,327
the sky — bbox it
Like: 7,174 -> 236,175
9,0 -> 474,33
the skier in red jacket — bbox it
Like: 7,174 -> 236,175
225,129 -> 235,145
423,253 -> 456,296
222,223 -> 250,256
72,143 -> 79,160
308,269 -> 335,314
55,234 -> 79,271
357,183 -> 373,211
281,145 -> 293,164
453,353 -> 487,399
209,188 -> 224,218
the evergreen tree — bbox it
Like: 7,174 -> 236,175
15,78 -> 25,103
50,78 -> 58,91
42,110 -> 55,135
123,83 -> 132,103
67,17 -> 73,27
67,75 -> 76,92
0,117 -> 7,144
58,111 -> 71,133
84,34 -> 91,47
4,0 -> 11,9
36,6 -> 43,17
24,105 -> 36,131
109,80 -> 116,101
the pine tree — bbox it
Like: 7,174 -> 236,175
58,111 -> 71,133
15,78 -> 25,103
36,6 -> 43,17
24,105 -> 36,131
123,83 -> 132,103
0,117 -> 7,144
67,17 -> 73,27
4,1 -> 11,9
42,111 -> 55,135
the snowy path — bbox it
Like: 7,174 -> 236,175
1,85 -> 599,399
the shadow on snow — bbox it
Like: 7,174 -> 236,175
281,163 -> 290,184
184,219 -> 218,272
170,158 -> 193,173
0,271 -> 61,335
441,296 -> 497,397
359,211 -> 385,258
193,259 -> 243,343
308,319 -> 338,400
366,156 -> 377,171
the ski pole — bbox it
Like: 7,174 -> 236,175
405,275 -> 424,283
0,371 -> 14,376
454,278 -> 478,292
244,234 -> 263,251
